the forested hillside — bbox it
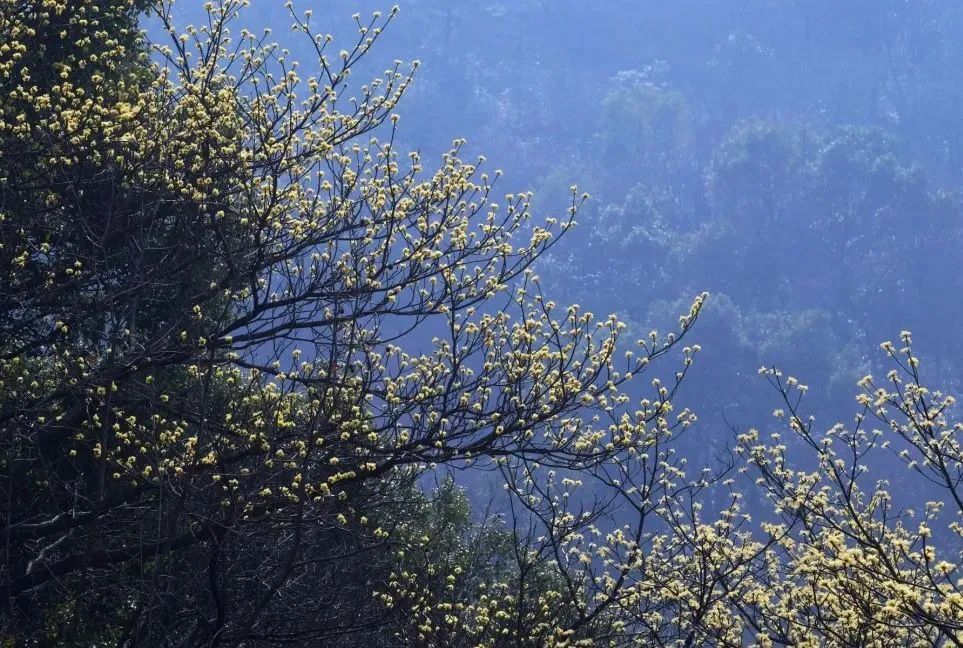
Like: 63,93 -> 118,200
324,0 -> 963,429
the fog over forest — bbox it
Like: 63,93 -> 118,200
259,0 -> 963,503
340,0 -> 963,411
352,0 -> 963,495
5,1 -> 963,645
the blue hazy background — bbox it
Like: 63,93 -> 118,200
169,0 -> 963,494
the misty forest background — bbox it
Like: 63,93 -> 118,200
271,0 -> 963,479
